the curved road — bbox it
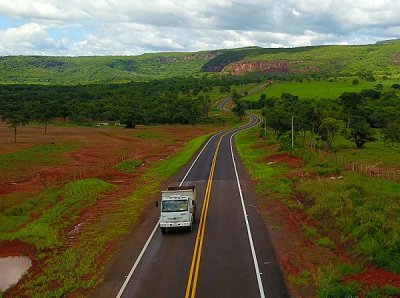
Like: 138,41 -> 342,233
93,115 -> 289,298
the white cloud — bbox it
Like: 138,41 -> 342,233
0,0 -> 399,55
0,23 -> 58,55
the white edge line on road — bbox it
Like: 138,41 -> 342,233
230,115 -> 266,298
116,133 -> 218,298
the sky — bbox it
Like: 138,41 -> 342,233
0,0 -> 399,56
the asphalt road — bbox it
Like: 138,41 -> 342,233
93,115 -> 289,298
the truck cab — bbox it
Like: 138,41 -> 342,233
159,185 -> 196,234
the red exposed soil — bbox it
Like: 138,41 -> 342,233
222,60 -> 320,76
0,121 -> 226,295
0,240 -> 36,259
263,152 -> 304,168
343,266 -> 400,288
223,60 -> 291,75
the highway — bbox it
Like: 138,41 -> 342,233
93,114 -> 289,298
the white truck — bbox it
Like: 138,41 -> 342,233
158,185 -> 196,234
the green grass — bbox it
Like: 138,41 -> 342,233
0,143 -> 76,178
332,136 -> 400,168
317,265 -> 361,298
0,189 -> 60,234
114,159 -> 143,174
17,133 -> 212,296
288,270 -> 312,286
244,78 -> 399,101
235,120 -> 400,295
299,173 -> 400,273
131,129 -> 165,140
0,178 -> 114,250
235,126 -> 295,206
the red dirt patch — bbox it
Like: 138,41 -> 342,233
0,121 -> 227,295
263,153 -> 304,168
343,266 -> 400,288
0,240 -> 36,259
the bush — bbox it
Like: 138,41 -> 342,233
114,159 -> 143,174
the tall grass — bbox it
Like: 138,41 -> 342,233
113,159 -> 143,174
0,189 -> 61,234
299,173 -> 400,273
235,127 -> 294,205
0,179 -> 114,250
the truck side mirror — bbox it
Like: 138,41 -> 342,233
155,201 -> 158,208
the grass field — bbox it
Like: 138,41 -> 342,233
14,133 -> 212,296
244,78 -> 400,100
235,125 -> 400,297
0,118 -> 235,296
0,143 -> 76,178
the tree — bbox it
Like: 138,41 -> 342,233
360,89 -> 380,100
374,83 -> 383,91
391,83 -> 400,90
339,92 -> 362,128
34,99 -> 58,133
319,118 -> 344,149
383,120 -> 400,144
232,99 -> 246,120
198,95 -> 212,118
264,105 -> 291,140
352,79 -> 359,85
120,106 -> 142,128
1,104 -> 30,143
349,121 -> 375,149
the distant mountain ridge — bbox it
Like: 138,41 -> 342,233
1,39 -> 399,85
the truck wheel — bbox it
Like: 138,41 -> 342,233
187,223 -> 193,233
161,227 -> 167,234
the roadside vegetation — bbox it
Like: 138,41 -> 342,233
0,132 -> 212,296
236,125 -> 400,296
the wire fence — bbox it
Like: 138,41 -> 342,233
305,141 -> 399,183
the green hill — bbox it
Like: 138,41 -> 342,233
219,39 -> 400,77
1,39 -> 399,85
0,51 -> 218,85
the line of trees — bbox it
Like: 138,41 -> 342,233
239,88 -> 400,149
0,74 -> 267,142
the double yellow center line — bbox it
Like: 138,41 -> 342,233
185,133 -> 226,298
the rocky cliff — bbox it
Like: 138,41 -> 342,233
222,60 -> 319,75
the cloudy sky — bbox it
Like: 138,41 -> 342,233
0,0 -> 399,56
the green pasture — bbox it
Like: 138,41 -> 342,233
244,78 -> 399,101
0,143 -> 76,178
0,178 -> 114,250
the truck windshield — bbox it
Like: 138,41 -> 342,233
162,200 -> 188,212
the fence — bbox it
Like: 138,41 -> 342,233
306,141 -> 399,183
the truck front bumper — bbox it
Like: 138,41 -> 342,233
160,221 -> 191,228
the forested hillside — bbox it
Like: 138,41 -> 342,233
221,39 -> 400,77
1,40 -> 399,85
0,51 -> 218,84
